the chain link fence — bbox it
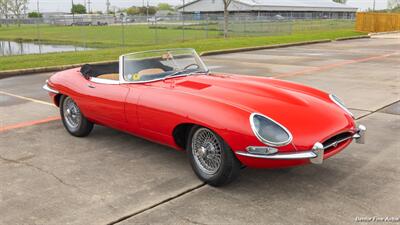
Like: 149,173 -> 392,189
0,14 -> 355,56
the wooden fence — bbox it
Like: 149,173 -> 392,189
356,12 -> 400,32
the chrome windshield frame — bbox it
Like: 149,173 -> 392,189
118,48 -> 208,84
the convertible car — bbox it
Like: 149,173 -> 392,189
43,48 -> 366,186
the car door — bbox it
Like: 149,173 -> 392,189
80,78 -> 130,129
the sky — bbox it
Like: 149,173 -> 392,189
28,0 -> 390,13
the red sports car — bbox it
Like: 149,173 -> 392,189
43,48 -> 366,186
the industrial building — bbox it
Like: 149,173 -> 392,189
178,0 -> 358,19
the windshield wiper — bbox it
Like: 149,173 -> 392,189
163,70 -> 187,81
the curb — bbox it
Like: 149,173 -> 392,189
368,31 -> 400,36
335,35 -> 371,41
200,39 -> 331,56
0,37 -> 365,79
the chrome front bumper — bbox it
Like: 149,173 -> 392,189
236,125 -> 366,165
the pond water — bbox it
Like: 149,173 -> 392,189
0,40 -> 95,56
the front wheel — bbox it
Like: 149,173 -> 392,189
187,126 -> 241,186
60,95 -> 93,137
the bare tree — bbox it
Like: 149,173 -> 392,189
8,0 -> 28,27
0,0 -> 11,27
223,0 -> 233,38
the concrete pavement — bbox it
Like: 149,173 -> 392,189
0,33 -> 399,225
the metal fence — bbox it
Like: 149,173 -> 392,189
0,14 -> 355,56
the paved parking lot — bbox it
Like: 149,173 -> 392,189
1,34 -> 399,225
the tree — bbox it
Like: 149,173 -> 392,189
158,3 -> 173,11
28,11 -> 42,18
71,4 -> 86,14
0,0 -> 10,27
8,0 -> 28,27
125,6 -> 139,15
388,0 -> 400,9
332,0 -> 347,3
137,6 -> 156,15
223,0 -> 233,38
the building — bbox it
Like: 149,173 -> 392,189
43,14 -> 115,26
178,0 -> 357,19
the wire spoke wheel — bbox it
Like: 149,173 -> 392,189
63,97 -> 81,129
192,128 -> 223,175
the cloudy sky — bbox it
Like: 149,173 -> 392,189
28,0 -> 389,13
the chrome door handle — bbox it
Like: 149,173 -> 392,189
87,84 -> 95,88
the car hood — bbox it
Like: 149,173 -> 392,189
154,73 -> 355,149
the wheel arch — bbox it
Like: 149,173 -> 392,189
54,93 -> 63,107
172,123 -> 197,150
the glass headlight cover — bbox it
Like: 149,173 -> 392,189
329,94 -> 354,118
250,113 -> 293,147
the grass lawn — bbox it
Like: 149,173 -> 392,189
0,24 -> 221,48
0,29 -> 366,71
0,20 -> 354,47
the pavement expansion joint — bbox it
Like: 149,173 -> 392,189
107,183 -> 206,225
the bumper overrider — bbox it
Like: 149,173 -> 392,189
236,125 -> 366,165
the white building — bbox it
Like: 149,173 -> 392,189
178,0 -> 358,19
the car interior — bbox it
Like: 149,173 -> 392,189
80,62 -> 120,80
80,58 -> 176,82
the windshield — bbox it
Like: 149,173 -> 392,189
122,49 -> 208,83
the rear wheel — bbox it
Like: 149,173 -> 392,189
60,96 -> 93,137
187,126 -> 241,186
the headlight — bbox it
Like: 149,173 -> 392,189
250,113 -> 292,147
329,94 -> 354,118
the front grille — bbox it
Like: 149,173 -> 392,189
323,132 -> 353,151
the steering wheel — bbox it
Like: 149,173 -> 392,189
184,64 -> 200,70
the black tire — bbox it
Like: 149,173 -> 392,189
187,126 -> 241,186
60,95 -> 93,137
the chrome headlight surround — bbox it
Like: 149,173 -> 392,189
249,113 -> 293,147
329,94 -> 354,118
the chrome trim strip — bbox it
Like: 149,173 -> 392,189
42,83 -> 59,94
90,77 -> 120,85
329,94 -> 354,118
249,112 -> 293,147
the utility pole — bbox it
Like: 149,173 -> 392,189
146,0 -> 149,22
71,0 -> 75,24
373,0 -> 376,11
182,0 -> 185,41
36,0 -> 41,52
106,0 -> 110,14
87,0 -> 91,13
